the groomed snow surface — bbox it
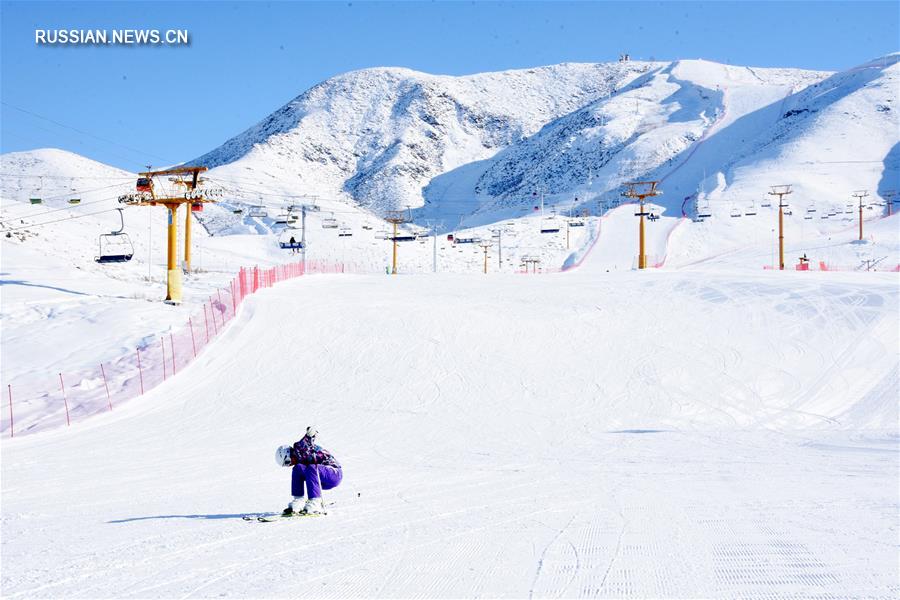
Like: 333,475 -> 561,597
2,53 -> 899,598
2,266 -> 898,598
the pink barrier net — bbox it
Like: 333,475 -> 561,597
2,260 -> 352,438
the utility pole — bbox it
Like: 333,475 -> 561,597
623,181 -> 662,269
385,209 -> 410,275
768,185 -> 792,270
479,239 -> 492,274
853,190 -> 869,241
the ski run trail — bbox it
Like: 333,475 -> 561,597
2,264 -> 898,598
2,54 -> 900,598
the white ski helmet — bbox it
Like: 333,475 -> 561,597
305,426 -> 318,440
275,445 -> 293,467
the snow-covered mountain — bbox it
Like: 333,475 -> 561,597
192,54 -> 898,245
194,62 -> 660,214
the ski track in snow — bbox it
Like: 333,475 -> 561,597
2,269 -> 898,598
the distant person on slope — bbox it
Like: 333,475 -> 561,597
275,426 -> 342,515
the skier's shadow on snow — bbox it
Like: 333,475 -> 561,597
609,429 -> 669,434
108,513 -> 258,523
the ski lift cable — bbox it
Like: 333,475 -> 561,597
0,182 -> 131,219
2,204 -> 128,232
1,101 -> 177,166
0,194 -> 114,223
0,172 -> 135,181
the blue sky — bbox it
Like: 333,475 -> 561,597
1,1 -> 897,171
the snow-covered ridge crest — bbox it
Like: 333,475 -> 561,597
194,61 -> 662,212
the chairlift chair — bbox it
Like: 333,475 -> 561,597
278,230 -> 304,250
338,225 -> 353,237
95,208 -> 134,264
729,207 -> 742,218
191,202 -> 203,212
322,213 -> 339,229
248,205 -> 268,218
540,217 -> 561,233
744,200 -> 757,216
68,198 -> 81,205
29,198 -> 42,205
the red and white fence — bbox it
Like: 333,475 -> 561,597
2,259 -> 352,438
763,261 -> 900,272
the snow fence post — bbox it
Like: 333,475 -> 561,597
100,363 -> 112,411
59,374 -> 70,427
161,338 -> 167,381
217,289 -> 224,320
203,304 -> 210,343
209,298 -> 218,335
136,348 -> 145,395
230,280 -> 237,315
7,384 -> 13,438
169,332 -> 176,376
189,317 -> 197,358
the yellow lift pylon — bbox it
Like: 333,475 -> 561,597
478,239 -> 493,274
622,181 -> 662,270
123,166 -> 214,303
384,209 -> 411,275
768,185 -> 792,270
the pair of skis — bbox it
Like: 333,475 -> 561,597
243,512 -> 324,522
243,502 -> 334,522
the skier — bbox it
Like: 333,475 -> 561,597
275,426 -> 342,515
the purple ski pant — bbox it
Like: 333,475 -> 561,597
291,463 -> 342,499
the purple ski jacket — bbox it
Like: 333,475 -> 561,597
292,436 -> 341,469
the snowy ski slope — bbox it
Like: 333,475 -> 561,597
2,265 -> 897,598
2,54 -> 899,598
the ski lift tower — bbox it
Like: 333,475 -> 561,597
884,190 -> 896,217
122,166 -> 216,303
478,238 -> 493,274
384,209 -> 411,275
852,190 -> 870,240
768,185 -> 792,270
622,181 -> 662,269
